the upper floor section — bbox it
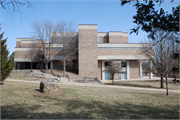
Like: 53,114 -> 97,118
16,38 -> 47,48
15,24 -> 146,49
78,24 -> 128,44
15,24 -> 153,60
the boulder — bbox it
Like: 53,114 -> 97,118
40,82 -> 58,93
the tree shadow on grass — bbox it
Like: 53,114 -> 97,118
105,83 -> 160,89
1,95 -> 179,119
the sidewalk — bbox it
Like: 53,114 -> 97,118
6,79 -> 180,93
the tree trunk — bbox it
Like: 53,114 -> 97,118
63,44 -> 66,77
174,76 -> 177,83
160,74 -> 164,88
45,63 -> 48,70
166,66 -> 168,95
112,75 -> 114,84
63,60 -> 66,77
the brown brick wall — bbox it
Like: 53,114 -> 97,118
15,51 -> 36,58
114,73 -> 121,80
15,49 -> 62,58
97,60 -> 102,80
78,28 -> 98,78
122,36 -> 128,43
109,36 -> 128,43
102,36 -> 109,43
53,60 -> 63,69
98,49 -> 140,56
21,42 -> 42,48
16,41 -> 21,47
129,60 -> 139,79
53,60 -> 78,70
21,43 -> 34,47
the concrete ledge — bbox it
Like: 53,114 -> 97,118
79,25 -> 97,29
98,55 -> 149,60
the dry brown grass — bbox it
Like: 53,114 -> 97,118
106,80 -> 180,90
1,81 -> 179,119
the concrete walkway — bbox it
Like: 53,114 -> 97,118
6,79 -> 180,93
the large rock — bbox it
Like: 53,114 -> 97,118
40,82 -> 58,93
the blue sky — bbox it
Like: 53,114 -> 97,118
1,0 -> 179,55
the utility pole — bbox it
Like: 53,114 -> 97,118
31,52 -> 32,72
63,43 -> 66,77
31,52 -> 34,73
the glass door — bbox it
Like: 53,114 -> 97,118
105,72 -> 111,80
121,72 -> 127,80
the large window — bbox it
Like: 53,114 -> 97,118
97,36 -> 102,43
98,47 -> 151,49
121,60 -> 126,67
105,72 -> 111,80
121,72 -> 127,79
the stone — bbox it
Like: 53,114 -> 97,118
40,82 -> 58,93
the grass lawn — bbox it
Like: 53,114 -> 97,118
1,81 -> 179,119
106,80 -> 180,90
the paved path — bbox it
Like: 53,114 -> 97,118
6,79 -> 180,93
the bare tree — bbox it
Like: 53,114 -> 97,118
31,20 -> 77,77
31,19 -> 59,70
1,0 -> 31,16
103,60 -> 121,84
53,21 -> 77,77
139,30 -> 178,92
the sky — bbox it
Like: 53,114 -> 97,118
1,0 -> 179,55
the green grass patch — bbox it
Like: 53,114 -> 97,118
1,81 -> 179,119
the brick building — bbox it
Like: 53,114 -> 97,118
14,24 -> 153,80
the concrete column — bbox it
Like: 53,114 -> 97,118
50,61 -> 53,69
139,61 -> 143,78
149,60 -> 153,79
126,60 -> 130,79
102,60 -> 105,80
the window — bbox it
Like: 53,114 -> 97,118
105,72 -> 111,80
121,60 -> 126,67
98,47 -> 147,49
121,72 -> 127,79
26,51 -> 29,54
105,61 -> 111,68
97,36 -> 102,43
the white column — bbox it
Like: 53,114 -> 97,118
139,61 -> 143,78
126,60 -> 130,80
50,61 -> 53,69
149,60 -> 153,79
102,60 -> 105,80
